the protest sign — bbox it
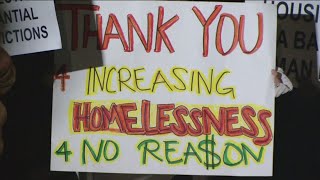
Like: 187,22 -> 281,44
0,0 -> 61,56
262,0 -> 320,88
51,1 -> 276,176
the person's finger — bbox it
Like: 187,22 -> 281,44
0,47 -> 15,96
276,72 -> 282,79
0,47 -> 11,72
271,69 -> 277,76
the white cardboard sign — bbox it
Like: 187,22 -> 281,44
51,1 -> 276,176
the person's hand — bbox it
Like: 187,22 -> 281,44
0,47 -> 11,72
0,47 -> 12,156
0,47 -> 15,96
272,69 -> 282,87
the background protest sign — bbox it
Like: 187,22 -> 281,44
0,0 -> 61,56
51,1 -> 276,176
262,0 -> 320,88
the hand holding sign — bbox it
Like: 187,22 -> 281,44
272,69 -> 282,87
0,46 -> 15,156
0,0 -> 60,156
